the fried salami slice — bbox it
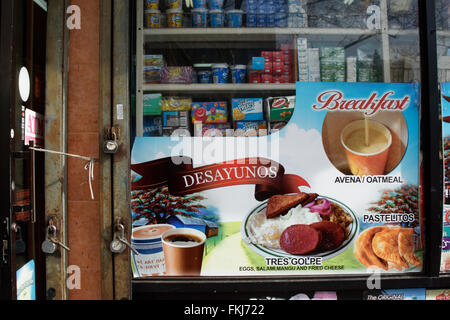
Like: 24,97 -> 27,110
280,224 -> 322,255
311,221 -> 345,252
266,193 -> 309,219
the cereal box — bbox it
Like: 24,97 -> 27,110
232,98 -> 264,121
143,66 -> 162,84
192,102 -> 228,124
143,93 -> 162,116
265,96 -> 295,121
144,54 -> 164,67
194,123 -> 233,137
142,116 -> 162,137
162,111 -> 189,127
235,121 -> 267,137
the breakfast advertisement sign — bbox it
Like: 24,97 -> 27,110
441,82 -> 450,272
130,82 -> 422,277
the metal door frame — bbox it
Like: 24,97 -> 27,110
44,0 -> 70,300
99,0 -> 132,300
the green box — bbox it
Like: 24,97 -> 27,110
266,96 -> 296,121
143,93 -> 162,116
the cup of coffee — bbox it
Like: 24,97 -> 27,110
340,119 -> 392,176
131,224 -> 175,277
161,228 -> 206,276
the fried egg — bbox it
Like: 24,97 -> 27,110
247,205 -> 323,249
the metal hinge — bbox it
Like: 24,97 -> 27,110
1,218 -> 10,265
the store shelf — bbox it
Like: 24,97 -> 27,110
143,27 -> 380,43
388,29 -> 419,36
438,30 -> 450,37
140,83 -> 296,93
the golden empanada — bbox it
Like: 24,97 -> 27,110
389,263 -> 404,271
354,227 -> 389,270
372,228 -> 409,269
398,228 -> 422,267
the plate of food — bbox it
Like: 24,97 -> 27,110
241,192 -> 359,260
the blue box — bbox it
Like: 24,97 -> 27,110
143,116 -> 162,137
232,98 -> 264,121
252,57 -> 265,70
162,111 -> 189,127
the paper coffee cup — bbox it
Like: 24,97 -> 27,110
341,120 -> 392,176
131,224 -> 175,277
162,228 -> 206,276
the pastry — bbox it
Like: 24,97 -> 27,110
372,228 -> 409,269
354,226 -> 389,270
398,228 -> 422,267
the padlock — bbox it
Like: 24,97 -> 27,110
110,237 -> 126,254
42,226 -> 57,254
110,222 -> 139,255
103,128 -> 119,154
15,225 -> 26,255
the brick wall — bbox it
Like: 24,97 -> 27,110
67,0 -> 101,300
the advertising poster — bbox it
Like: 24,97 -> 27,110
441,82 -> 450,273
426,289 -> 450,300
16,260 -> 35,300
364,288 -> 426,300
130,82 -> 422,277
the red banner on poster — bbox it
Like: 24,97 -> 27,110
131,157 -> 310,201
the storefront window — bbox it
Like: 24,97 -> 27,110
437,0 -> 450,273
131,0 -> 423,279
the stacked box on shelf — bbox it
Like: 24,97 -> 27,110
307,48 -> 320,82
248,57 -> 265,84
161,97 -> 192,136
232,98 -> 267,136
235,121 -> 268,137
143,93 -> 162,116
287,0 -> 307,28
274,0 -> 288,28
192,101 -> 231,137
162,111 -> 190,136
264,96 -> 295,134
297,38 -> 308,81
346,57 -> 357,82
143,54 -> 164,84
161,66 -> 194,84
261,50 -> 292,84
357,46 -> 383,82
280,43 -> 295,83
194,123 -> 233,137
143,93 -> 163,137
143,115 -> 163,137
246,0 -> 289,28
320,47 -> 346,82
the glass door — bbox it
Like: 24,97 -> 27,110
0,0 -> 47,300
